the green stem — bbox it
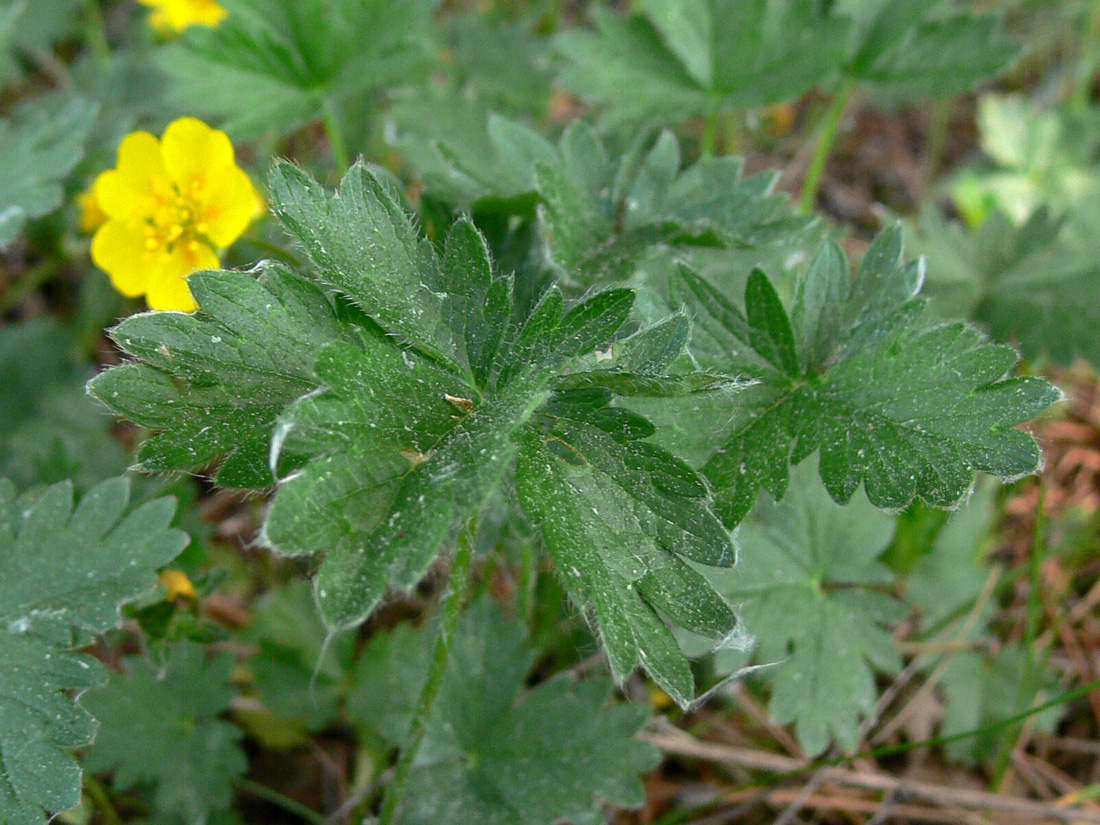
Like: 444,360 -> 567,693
378,518 -> 478,825
0,258 -> 63,314
921,97 -> 954,198
237,778 -> 328,825
83,0 -> 111,69
1072,0 -> 1100,111
700,98 -> 721,159
84,775 -> 124,825
321,97 -> 351,171
799,81 -> 856,213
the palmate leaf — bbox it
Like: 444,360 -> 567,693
258,161 -> 739,699
392,106 -> 807,285
671,227 -> 1060,526
346,599 -> 660,825
82,643 -> 247,823
836,0 -> 1020,98
517,419 -> 740,707
89,262 -> 347,488
0,94 -> 94,247
158,0 -> 439,139
906,207 -> 1100,368
707,459 -> 901,755
556,0 -> 849,125
0,477 -> 188,825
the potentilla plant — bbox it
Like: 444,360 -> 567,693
71,147 -> 1056,824
0,2 -> 1074,824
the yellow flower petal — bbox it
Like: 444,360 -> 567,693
162,117 -> 235,190
159,569 -> 198,602
200,166 -> 257,247
139,0 -> 227,33
95,131 -> 168,220
145,242 -> 218,311
91,219 -> 154,298
77,186 -> 108,233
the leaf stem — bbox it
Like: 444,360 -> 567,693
83,0 -> 112,70
84,774 -> 124,825
798,80 -> 856,213
0,257 -> 63,314
237,778 -> 328,825
378,518 -> 478,825
700,97 -> 722,158
1072,0 -> 1100,111
321,97 -> 351,171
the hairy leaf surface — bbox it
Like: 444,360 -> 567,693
346,599 -> 660,824
837,0 -> 1020,98
158,0 -> 439,138
90,263 -> 345,488
82,643 -> 246,823
708,459 -> 901,755
557,1 -> 848,125
674,228 -> 1059,525
0,477 -> 188,825
908,208 -> 1100,368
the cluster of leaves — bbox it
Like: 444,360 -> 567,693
557,0 -> 1019,127
0,0 -> 1083,823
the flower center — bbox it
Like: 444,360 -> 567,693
143,178 -> 212,256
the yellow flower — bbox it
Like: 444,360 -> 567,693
139,0 -> 228,34
159,569 -> 198,602
91,117 -> 257,312
77,185 -> 108,233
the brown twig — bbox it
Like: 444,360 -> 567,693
644,726 -> 1100,824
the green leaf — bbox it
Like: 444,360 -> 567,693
0,94 -> 94,247
443,12 -> 553,116
0,319 -> 128,491
157,0 -> 439,139
0,0 -> 81,86
82,643 -> 247,823
516,419 -> 738,708
346,599 -> 660,824
243,580 -> 355,730
905,480 -> 997,632
940,645 -> 1062,765
557,1 -> 848,126
707,458 -> 901,755
907,206 -> 1100,368
395,108 -> 809,285
0,477 -> 188,825
950,95 -> 1100,227
673,228 -> 1060,525
270,161 -> 468,371
89,262 -> 346,488
837,0 -> 1021,99
263,328 -> 552,631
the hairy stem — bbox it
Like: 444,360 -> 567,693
799,80 -> 856,213
321,97 -> 351,171
83,0 -> 112,69
378,518 -> 478,825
